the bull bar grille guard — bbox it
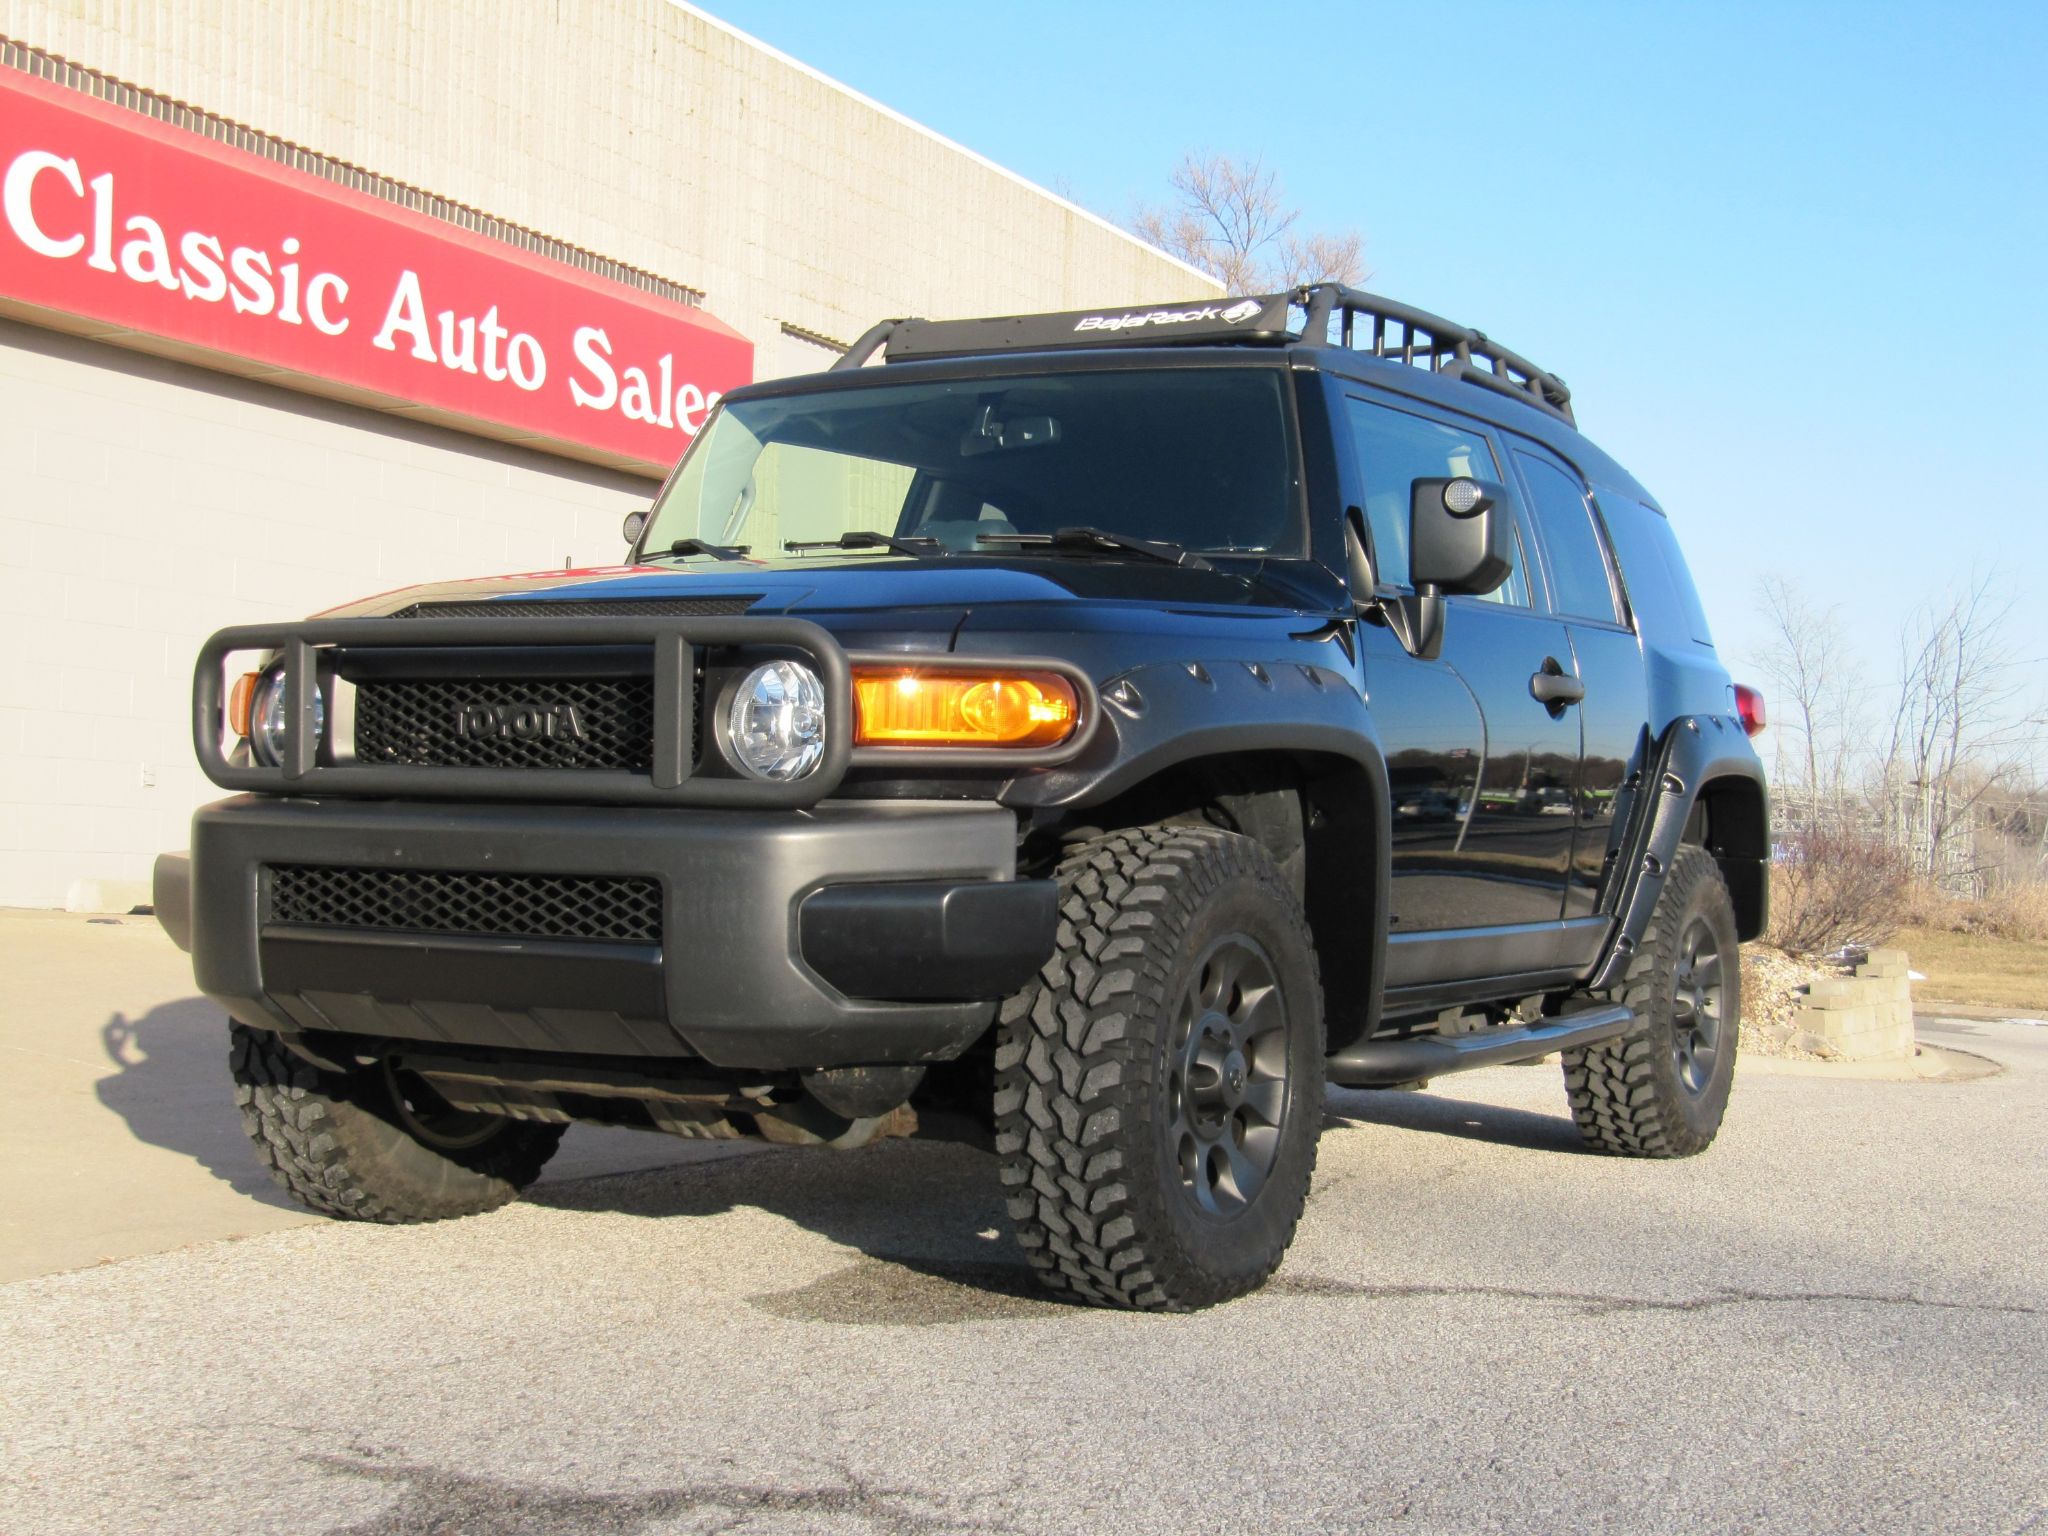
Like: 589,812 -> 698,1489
191,614 -> 1098,807
192,615 -> 852,808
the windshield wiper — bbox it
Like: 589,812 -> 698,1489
976,526 -> 1213,571
784,531 -> 949,558
659,537 -> 752,562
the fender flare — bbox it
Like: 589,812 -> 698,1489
1004,658 -> 1394,1045
1587,714 -> 1770,991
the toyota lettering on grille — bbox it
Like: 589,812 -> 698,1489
452,701 -> 587,742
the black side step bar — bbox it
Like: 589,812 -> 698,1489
1327,1004 -> 1634,1088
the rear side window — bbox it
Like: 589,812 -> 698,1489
1516,452 -> 1623,623
1596,490 -> 1715,646
1345,397 -> 1499,590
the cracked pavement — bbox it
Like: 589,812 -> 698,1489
3,1015 -> 2043,1534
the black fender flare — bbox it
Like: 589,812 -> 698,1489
1005,658 -> 1394,1046
1587,714 -> 1770,991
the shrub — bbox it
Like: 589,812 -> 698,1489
1902,880 -> 2048,942
1767,831 -> 1912,955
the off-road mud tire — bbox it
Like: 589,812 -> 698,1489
994,824 -> 1324,1311
1563,845 -> 1740,1157
229,1023 -> 565,1221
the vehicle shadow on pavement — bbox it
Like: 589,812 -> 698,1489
518,1082 -> 1592,1322
524,1136 -> 1079,1322
95,999 -> 303,1211
1323,1082 -> 1589,1153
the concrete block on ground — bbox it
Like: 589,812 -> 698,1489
1831,1024 -> 1914,1061
1806,977 -> 1863,1005
1796,1005 -> 1877,1038
1865,947 -> 1909,968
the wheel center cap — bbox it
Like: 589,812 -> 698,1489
1221,1049 -> 1248,1106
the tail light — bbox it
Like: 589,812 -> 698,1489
1733,683 -> 1766,737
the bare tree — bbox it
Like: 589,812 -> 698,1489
1132,152 -> 1367,291
1754,575 -> 1858,805
1875,575 -> 2041,882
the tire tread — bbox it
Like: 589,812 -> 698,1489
994,824 -> 1322,1310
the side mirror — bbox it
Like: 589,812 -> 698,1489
622,508 -> 649,548
1409,478 -> 1511,596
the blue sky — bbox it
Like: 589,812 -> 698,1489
707,0 -> 2046,692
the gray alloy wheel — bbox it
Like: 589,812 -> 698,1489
1167,934 -> 1293,1217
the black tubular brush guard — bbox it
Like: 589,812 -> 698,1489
192,614 -> 852,808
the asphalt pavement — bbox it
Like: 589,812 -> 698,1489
2,911 -> 2044,1534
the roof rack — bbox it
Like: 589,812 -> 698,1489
832,283 -> 1573,425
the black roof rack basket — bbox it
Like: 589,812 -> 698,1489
833,283 -> 1572,426
1295,285 -> 1573,424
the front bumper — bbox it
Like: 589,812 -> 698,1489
163,795 -> 1055,1070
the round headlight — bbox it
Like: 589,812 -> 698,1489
726,660 -> 826,781
250,667 -> 326,767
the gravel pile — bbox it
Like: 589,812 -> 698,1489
1740,944 -> 1846,1059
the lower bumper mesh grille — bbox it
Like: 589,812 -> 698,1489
267,865 -> 662,944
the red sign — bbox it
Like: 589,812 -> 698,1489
0,70 -> 752,475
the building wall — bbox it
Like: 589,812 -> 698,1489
0,1 -> 1217,907
2,0 -> 1214,364
0,319 -> 651,908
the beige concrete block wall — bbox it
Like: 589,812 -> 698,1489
1791,949 -> 1916,1061
0,320 -> 649,908
3,0 -> 1218,366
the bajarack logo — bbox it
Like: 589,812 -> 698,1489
1073,297 -> 1268,333
453,701 -> 587,742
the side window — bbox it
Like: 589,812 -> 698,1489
1516,452 -> 1623,623
1344,397 -> 1520,601
1595,490 -> 1714,646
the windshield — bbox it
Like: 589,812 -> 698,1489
642,368 -> 1300,559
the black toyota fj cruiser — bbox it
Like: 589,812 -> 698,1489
157,285 -> 1768,1311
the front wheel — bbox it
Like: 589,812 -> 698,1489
994,825 -> 1325,1311
1563,845 -> 1740,1157
230,1024 -> 565,1221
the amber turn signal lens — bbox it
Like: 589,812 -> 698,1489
852,668 -> 1079,748
227,671 -> 260,738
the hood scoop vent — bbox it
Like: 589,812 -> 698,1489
389,596 -> 763,619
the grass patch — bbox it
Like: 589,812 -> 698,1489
1897,925 -> 2048,1013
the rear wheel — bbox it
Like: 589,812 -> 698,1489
1563,845 -> 1740,1157
230,1024 -> 564,1221
994,824 -> 1324,1310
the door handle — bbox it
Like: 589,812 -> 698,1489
1530,657 -> 1585,709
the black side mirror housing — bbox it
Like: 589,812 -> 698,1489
1409,477 -> 1511,597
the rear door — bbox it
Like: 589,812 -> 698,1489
1508,444 -> 1651,921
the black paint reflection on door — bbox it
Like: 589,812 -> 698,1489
1440,603 -> 1581,927
1564,627 -> 1650,919
1362,625 -> 1482,935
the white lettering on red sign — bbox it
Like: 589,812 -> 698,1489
0,73 -> 752,469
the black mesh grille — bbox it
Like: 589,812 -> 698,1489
389,597 -> 760,618
268,865 -> 662,944
353,677 -> 657,770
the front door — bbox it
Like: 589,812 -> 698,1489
1340,389 -> 1582,990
